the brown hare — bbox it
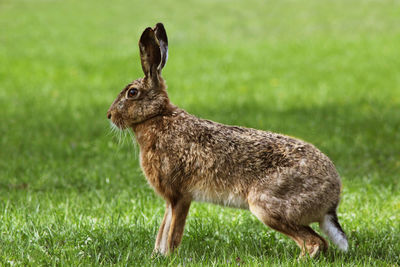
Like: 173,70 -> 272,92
107,23 -> 348,258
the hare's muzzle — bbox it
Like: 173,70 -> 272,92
107,111 -> 112,119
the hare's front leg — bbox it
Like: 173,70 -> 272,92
153,196 -> 191,256
153,203 -> 172,255
165,197 -> 191,254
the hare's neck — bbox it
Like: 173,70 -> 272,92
131,115 -> 163,147
131,104 -> 180,148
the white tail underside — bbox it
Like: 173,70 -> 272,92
320,214 -> 348,251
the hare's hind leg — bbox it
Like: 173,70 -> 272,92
294,226 -> 328,257
249,203 -> 328,258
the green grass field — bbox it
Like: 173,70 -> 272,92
1,0 -> 399,265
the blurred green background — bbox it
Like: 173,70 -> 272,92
0,0 -> 399,265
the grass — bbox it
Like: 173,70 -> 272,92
1,0 -> 399,265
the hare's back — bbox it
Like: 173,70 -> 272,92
167,114 -> 338,180
191,117 -> 332,171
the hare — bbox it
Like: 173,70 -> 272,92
107,23 -> 348,258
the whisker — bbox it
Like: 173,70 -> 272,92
107,122 -> 139,160
108,121 -> 125,154
127,128 -> 139,159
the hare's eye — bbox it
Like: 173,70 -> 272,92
127,88 -> 138,98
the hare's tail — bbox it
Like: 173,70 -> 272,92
320,208 -> 348,251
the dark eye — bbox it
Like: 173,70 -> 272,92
127,88 -> 138,98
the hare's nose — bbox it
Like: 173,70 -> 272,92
107,111 -> 112,119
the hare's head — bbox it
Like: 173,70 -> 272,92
107,23 -> 169,129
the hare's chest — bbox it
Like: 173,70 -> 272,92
139,148 -> 177,195
139,150 -> 163,191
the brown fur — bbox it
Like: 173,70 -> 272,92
107,23 -> 348,257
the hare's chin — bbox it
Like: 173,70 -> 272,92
110,120 -> 127,130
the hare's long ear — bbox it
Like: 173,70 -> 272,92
139,27 -> 161,80
153,23 -> 168,71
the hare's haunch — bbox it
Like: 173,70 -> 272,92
107,23 -> 348,258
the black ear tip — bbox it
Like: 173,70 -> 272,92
154,23 -> 168,44
140,27 -> 156,43
142,27 -> 154,35
155,23 -> 166,31
154,23 -> 166,34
